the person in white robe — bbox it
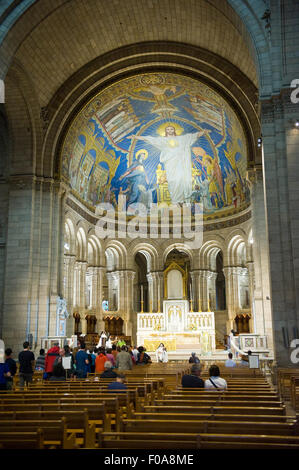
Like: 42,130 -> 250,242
156,343 -> 168,363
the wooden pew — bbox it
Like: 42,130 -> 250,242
0,409 -> 96,447
197,433 -> 299,449
0,430 -> 45,449
98,431 -> 200,449
0,418 -> 77,449
121,417 -> 299,436
142,404 -> 286,416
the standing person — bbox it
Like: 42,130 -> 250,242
111,344 -> 118,363
44,342 -> 60,378
35,349 -> 46,371
75,342 -> 90,378
90,348 -> 97,373
95,347 -> 107,373
5,348 -> 17,391
132,346 -> 138,362
115,345 -> 133,371
0,361 -> 11,391
18,341 -> 35,389
204,365 -> 227,391
105,348 -> 115,367
188,352 -> 200,364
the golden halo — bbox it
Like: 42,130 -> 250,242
136,148 -> 149,160
157,121 -> 184,136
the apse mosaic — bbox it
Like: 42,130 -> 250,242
61,73 -> 250,219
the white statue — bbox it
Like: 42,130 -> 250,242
56,296 -> 69,319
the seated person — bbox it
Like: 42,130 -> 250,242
100,361 -> 118,379
49,363 -> 66,381
225,352 -> 237,367
107,374 -> 128,391
136,346 -> 152,365
204,364 -> 227,390
181,364 -> 204,388
240,350 -> 252,366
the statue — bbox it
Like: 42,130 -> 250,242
56,296 -> 69,336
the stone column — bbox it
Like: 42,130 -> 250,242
64,254 -> 76,336
208,271 -> 218,311
190,271 -> 199,311
223,266 -> 239,331
1,177 -> 68,353
124,270 -> 136,337
105,272 -> 115,311
78,261 -> 88,312
248,166 -> 274,353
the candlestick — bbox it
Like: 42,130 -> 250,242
141,300 -> 144,313
190,298 -> 194,313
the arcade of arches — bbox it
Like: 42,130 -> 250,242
0,0 -> 299,367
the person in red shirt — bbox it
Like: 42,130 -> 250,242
95,348 -> 107,373
44,342 -> 60,378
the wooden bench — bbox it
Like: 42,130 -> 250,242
98,431 -> 200,449
143,404 -> 286,416
0,430 -> 45,449
0,409 -> 96,447
121,417 -> 299,436
0,418 -> 77,449
197,433 -> 299,449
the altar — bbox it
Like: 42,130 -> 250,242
137,300 -> 216,353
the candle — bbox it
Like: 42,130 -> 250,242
141,285 -> 143,302
190,282 -> 193,299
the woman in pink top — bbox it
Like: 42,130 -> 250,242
106,348 -> 115,366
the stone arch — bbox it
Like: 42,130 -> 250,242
199,239 -> 225,270
131,242 -> 160,273
105,240 -> 127,270
64,216 -> 76,255
227,231 -> 247,266
162,243 -> 194,270
76,226 -> 87,261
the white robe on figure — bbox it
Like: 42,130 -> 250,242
140,133 -> 198,203
156,346 -> 168,363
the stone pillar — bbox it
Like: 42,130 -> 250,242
248,166 -> 274,353
190,271 -> 199,311
1,177 -> 68,353
124,270 -> 136,337
208,271 -> 218,311
64,254 -> 76,336
78,262 -> 88,312
223,267 -> 239,331
106,272 -> 115,311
